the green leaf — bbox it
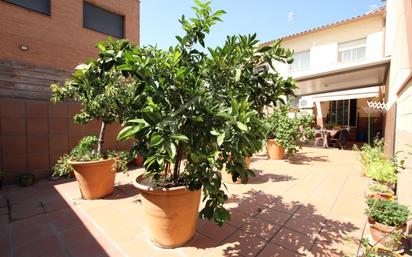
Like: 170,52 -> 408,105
217,132 -> 225,146
170,134 -> 189,142
165,142 -> 177,158
236,122 -> 248,131
214,207 -> 230,224
150,134 -> 164,147
234,68 -> 241,82
117,126 -> 140,140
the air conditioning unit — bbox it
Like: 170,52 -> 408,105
298,97 -> 314,109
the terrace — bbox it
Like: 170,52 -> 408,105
0,147 -> 369,257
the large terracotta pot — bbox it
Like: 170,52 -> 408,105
221,156 -> 252,184
368,218 -> 405,249
266,139 -> 285,160
134,175 -> 201,248
69,159 -> 116,200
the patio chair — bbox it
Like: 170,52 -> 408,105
329,129 -> 349,150
314,131 -> 324,147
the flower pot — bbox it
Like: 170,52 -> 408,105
221,156 -> 252,184
266,139 -> 285,160
134,175 -> 201,248
69,158 -> 116,200
368,193 -> 395,201
135,156 -> 144,166
368,218 -> 405,249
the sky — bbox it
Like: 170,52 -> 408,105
140,0 -> 383,49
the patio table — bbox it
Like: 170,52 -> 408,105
315,129 -> 339,148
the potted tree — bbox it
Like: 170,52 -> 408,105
50,39 -> 135,199
365,198 -> 410,250
266,104 -> 314,160
117,0 -> 295,248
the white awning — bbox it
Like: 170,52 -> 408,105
294,58 -> 390,96
308,86 -> 381,102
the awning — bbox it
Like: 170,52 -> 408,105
294,58 -> 390,96
308,86 -> 381,102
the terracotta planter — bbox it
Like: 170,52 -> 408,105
69,159 -> 116,200
368,193 -> 395,201
221,156 -> 252,184
134,175 -> 201,248
368,218 -> 405,249
135,156 -> 144,166
266,139 -> 285,160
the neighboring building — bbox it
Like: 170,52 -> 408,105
266,6 -> 388,142
0,0 -> 140,182
266,0 -> 412,207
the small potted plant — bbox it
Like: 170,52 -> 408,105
365,198 -> 410,250
116,0 -> 295,248
50,40 -> 135,199
367,183 -> 395,201
266,104 -> 314,160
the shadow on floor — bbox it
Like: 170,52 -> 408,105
0,178 -> 125,257
247,169 -> 296,184
289,152 -> 330,165
196,189 -> 360,256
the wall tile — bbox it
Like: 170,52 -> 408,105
27,136 -> 49,154
1,118 -> 25,136
49,103 -> 68,118
1,136 -> 26,155
49,118 -> 68,135
28,152 -> 50,171
49,135 -> 68,153
26,101 -> 49,118
2,154 -> 27,172
27,118 -> 49,136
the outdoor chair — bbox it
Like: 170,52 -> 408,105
314,131 -> 324,147
329,129 -> 349,149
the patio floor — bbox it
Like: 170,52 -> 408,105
0,147 -> 370,257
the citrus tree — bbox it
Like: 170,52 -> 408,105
116,0 -> 295,225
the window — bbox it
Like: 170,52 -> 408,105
328,99 -> 357,127
338,38 -> 366,63
290,50 -> 310,72
83,2 -> 124,38
3,0 -> 50,15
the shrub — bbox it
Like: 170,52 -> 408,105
266,104 -> 314,157
368,183 -> 393,194
366,198 -> 410,227
354,139 -> 404,184
52,136 -> 128,178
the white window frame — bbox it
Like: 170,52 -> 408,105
338,38 -> 367,63
289,50 -> 310,72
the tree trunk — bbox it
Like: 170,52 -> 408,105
97,121 -> 106,154
173,144 -> 183,182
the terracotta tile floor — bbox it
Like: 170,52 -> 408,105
0,147 -> 371,257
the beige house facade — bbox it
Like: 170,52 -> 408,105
268,0 -> 412,206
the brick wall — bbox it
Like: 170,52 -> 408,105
0,98 -> 131,183
0,0 -> 140,71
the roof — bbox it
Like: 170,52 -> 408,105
261,6 -> 386,46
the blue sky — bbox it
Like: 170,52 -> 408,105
140,0 -> 383,49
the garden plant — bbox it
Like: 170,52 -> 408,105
265,103 -> 314,159
115,0 -> 295,247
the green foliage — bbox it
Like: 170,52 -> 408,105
368,183 -> 393,194
366,198 -> 410,227
266,104 -> 314,157
51,136 -> 128,178
117,0 -> 295,226
50,39 -> 139,153
17,173 -> 36,187
354,139 -> 405,183
357,237 -> 400,257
